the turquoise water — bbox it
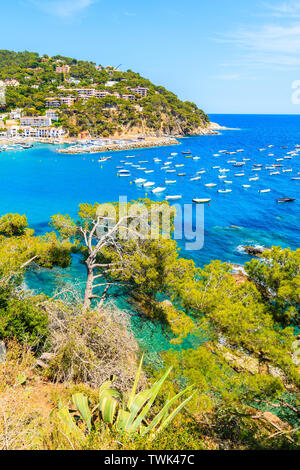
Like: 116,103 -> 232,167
1,114 -> 299,351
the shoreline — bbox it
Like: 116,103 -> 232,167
56,136 -> 180,154
0,122 -> 229,150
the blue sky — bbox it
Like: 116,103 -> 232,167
1,0 -> 300,113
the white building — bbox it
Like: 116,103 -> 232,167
10,109 -> 22,120
20,126 -> 65,138
46,109 -> 59,121
20,116 -> 52,127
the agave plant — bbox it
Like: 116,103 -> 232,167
57,356 -> 194,440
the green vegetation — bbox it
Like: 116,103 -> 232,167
0,50 -> 209,137
0,203 -> 299,450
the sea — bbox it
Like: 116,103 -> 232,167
1,114 -> 299,355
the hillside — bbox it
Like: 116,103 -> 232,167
0,50 -> 211,138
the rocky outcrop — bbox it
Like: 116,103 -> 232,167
243,246 -> 267,257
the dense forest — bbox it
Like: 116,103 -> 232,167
0,202 -> 299,450
0,50 -> 210,137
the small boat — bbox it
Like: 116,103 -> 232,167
190,176 -> 201,181
193,198 -> 211,204
165,195 -> 182,200
165,180 -> 177,184
118,169 -> 131,177
249,177 -> 259,181
291,177 -> 300,180
177,173 -> 186,176
182,151 -> 191,155
205,183 -> 217,187
218,189 -> 232,193
152,187 -> 166,194
282,169 -> 293,173
242,185 -> 251,188
224,180 -> 233,184
218,175 -> 226,179
234,173 -> 245,177
145,170 -> 154,174
143,181 -> 155,187
258,189 -> 271,193
270,171 -> 280,175
175,164 -> 184,168
134,178 -> 147,184
277,197 -> 296,203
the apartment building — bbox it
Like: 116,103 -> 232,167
46,96 -> 75,108
20,116 -> 52,127
46,109 -> 59,121
130,86 -> 148,97
55,64 -> 71,74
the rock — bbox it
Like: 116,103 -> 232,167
243,246 -> 265,257
0,340 -> 6,363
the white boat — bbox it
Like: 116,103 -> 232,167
242,185 -> 251,188
218,189 -> 232,193
143,181 -> 155,187
282,169 -> 292,173
190,176 -> 201,181
218,175 -> 226,179
118,169 -> 131,177
145,170 -> 154,174
270,171 -> 280,175
193,198 -> 211,204
224,180 -> 233,184
175,164 -> 184,168
193,157 -> 200,160
170,153 -> 178,156
259,189 -> 271,193
249,177 -> 259,181
234,173 -> 245,177
152,187 -> 166,194
205,183 -> 217,187
165,195 -> 182,200
165,180 -> 177,184
134,178 -> 146,184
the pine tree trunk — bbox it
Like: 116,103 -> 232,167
83,261 -> 94,312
